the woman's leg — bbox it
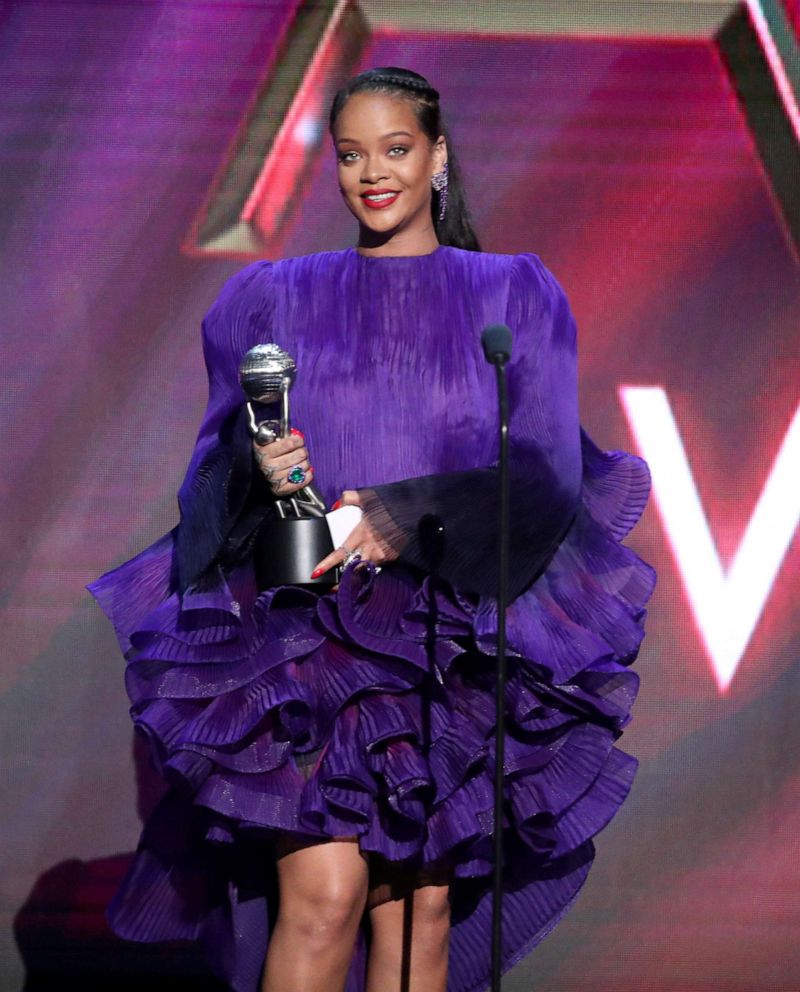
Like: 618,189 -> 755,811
365,862 -> 452,992
260,834 -> 369,992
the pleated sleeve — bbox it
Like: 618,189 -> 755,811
357,252 -> 583,601
174,260 -> 275,591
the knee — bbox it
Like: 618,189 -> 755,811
280,880 -> 367,945
371,886 -> 451,961
411,887 -> 451,952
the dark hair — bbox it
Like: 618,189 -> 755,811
328,66 -> 481,252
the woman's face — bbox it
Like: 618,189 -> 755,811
332,91 -> 447,246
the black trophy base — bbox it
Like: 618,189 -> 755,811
253,514 -> 336,589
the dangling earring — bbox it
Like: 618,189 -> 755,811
431,161 -> 448,221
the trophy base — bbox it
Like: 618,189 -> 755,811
253,515 -> 336,589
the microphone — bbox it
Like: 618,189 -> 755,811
481,321 -> 512,992
481,323 -> 512,365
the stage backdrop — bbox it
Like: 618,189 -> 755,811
1,1 -> 798,989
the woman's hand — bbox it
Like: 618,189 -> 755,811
253,428 -> 314,497
310,490 -> 399,580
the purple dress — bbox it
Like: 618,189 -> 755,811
89,244 -> 655,992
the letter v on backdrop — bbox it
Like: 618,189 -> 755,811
620,387 -> 800,694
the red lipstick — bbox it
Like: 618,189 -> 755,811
361,188 -> 400,210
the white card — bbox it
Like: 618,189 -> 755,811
325,504 -> 363,548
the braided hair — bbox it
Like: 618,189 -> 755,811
328,67 -> 481,252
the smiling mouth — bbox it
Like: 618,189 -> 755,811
361,191 -> 401,209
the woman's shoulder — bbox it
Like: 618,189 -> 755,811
491,249 -> 572,316
476,247 -> 562,285
207,257 -> 274,312
445,246 -> 570,312
210,247 -> 345,294
447,245 -> 560,283
201,249 -> 349,339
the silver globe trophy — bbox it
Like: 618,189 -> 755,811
239,343 -> 335,587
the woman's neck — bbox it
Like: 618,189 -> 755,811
354,228 -> 440,258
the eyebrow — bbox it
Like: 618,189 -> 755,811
335,130 -> 414,146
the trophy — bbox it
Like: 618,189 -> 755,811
239,343 -> 335,587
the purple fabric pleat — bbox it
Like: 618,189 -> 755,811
89,245 -> 655,992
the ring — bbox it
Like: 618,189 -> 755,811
287,465 -> 306,485
340,547 -> 362,569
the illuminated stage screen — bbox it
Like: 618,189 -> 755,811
1,1 -> 798,989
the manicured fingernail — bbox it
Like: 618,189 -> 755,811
290,428 -> 304,438
331,499 -> 341,510
310,567 -> 324,579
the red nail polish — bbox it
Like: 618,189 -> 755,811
290,428 -> 304,438
310,567 -> 324,580
331,499 -> 342,511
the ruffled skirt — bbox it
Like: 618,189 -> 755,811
89,431 -> 655,992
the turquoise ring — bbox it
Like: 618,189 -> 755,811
287,465 -> 306,485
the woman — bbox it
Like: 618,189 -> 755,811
90,67 -> 655,992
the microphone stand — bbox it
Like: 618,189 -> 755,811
483,326 -> 512,992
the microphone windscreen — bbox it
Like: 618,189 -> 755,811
481,323 -> 512,363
